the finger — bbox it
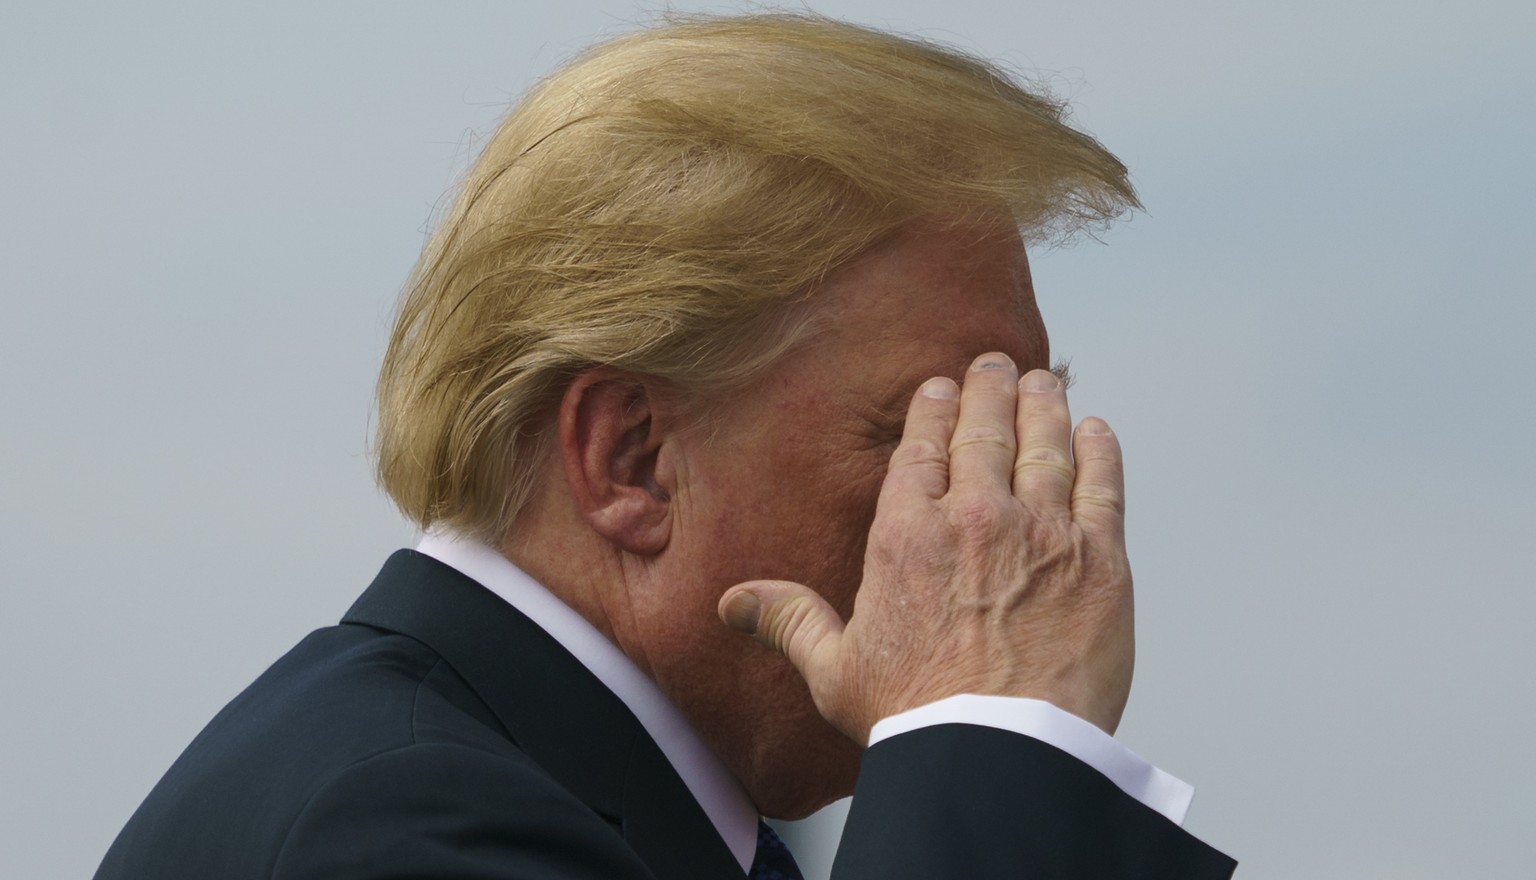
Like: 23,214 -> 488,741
879,376 -> 959,503
719,580 -> 844,688
1011,369 -> 1075,517
1069,417 -> 1126,543
947,353 -> 1020,495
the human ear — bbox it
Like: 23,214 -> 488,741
557,370 -> 674,555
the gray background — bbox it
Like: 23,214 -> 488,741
3,2 -> 1532,878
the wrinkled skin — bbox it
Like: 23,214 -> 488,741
512,220 -> 1133,819
721,355 -> 1134,744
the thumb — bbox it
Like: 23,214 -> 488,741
719,580 -> 844,689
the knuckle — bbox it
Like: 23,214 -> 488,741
1013,449 -> 1075,486
766,595 -> 821,650
1072,484 -> 1126,516
949,424 -> 1012,453
945,494 -> 1015,537
868,507 -> 939,565
890,437 -> 946,468
1081,548 -> 1133,600
1018,518 -> 1074,565
1016,443 -> 1072,470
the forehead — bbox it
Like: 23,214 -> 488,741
814,221 -> 1045,379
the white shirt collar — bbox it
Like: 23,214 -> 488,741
414,531 -> 759,873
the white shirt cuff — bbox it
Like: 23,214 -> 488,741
867,694 -> 1194,826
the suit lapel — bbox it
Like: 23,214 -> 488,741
343,550 -> 742,879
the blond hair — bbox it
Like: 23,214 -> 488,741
375,13 -> 1138,541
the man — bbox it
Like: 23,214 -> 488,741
97,14 -> 1235,879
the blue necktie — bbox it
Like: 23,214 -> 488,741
748,821 -> 805,880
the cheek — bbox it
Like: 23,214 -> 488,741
696,401 -> 892,616
783,461 -> 886,620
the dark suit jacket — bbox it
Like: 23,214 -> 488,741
95,550 -> 1235,879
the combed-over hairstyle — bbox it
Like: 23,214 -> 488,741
375,13 -> 1139,541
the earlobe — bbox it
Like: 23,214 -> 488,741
558,371 -> 674,555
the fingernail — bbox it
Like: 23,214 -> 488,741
1021,370 -> 1060,392
721,592 -> 761,634
1078,417 -> 1113,435
971,353 -> 1015,372
921,377 -> 959,399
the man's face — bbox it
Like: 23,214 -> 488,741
632,219 -> 1053,817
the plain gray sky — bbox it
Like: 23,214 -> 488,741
2,2 -> 1532,878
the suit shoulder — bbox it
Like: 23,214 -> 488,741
95,624 -> 526,880
272,742 -> 648,880
203,623 -> 490,757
